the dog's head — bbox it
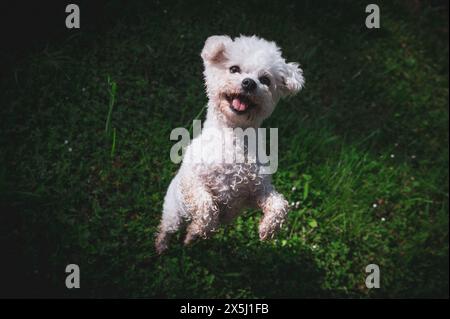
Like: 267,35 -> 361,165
201,35 -> 304,127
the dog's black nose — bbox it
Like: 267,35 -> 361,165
241,78 -> 257,92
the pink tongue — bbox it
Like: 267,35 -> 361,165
232,98 -> 248,111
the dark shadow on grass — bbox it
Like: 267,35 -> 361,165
184,238 -> 331,298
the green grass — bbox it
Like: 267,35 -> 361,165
0,0 -> 448,298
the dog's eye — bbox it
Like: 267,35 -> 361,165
229,65 -> 240,74
259,76 -> 271,87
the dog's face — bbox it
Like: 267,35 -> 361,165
201,35 -> 304,127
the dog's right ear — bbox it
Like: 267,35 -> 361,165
201,35 -> 232,64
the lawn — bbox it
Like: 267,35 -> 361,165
0,0 -> 448,298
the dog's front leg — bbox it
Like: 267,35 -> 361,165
256,187 -> 290,240
181,177 -> 219,245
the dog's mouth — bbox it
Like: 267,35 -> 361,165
224,93 -> 256,115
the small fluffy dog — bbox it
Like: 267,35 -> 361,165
155,35 -> 304,253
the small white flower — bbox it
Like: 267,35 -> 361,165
390,154 -> 395,158
291,186 -> 296,192
295,201 -> 301,209
68,147 -> 72,152
64,140 -> 68,144
372,203 -> 378,208
312,244 -> 318,250
411,155 -> 416,159
290,202 -> 295,207
381,217 -> 386,222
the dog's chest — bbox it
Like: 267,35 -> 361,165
186,128 -> 268,204
199,163 -> 265,204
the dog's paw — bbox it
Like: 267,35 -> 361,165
258,221 -> 277,240
155,232 -> 169,255
184,232 -> 198,246
258,212 -> 287,241
258,227 -> 272,241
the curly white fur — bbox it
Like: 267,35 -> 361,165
155,35 -> 304,253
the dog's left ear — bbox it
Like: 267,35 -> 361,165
280,62 -> 304,97
201,35 -> 232,65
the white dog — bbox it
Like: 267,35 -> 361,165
155,35 -> 304,253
